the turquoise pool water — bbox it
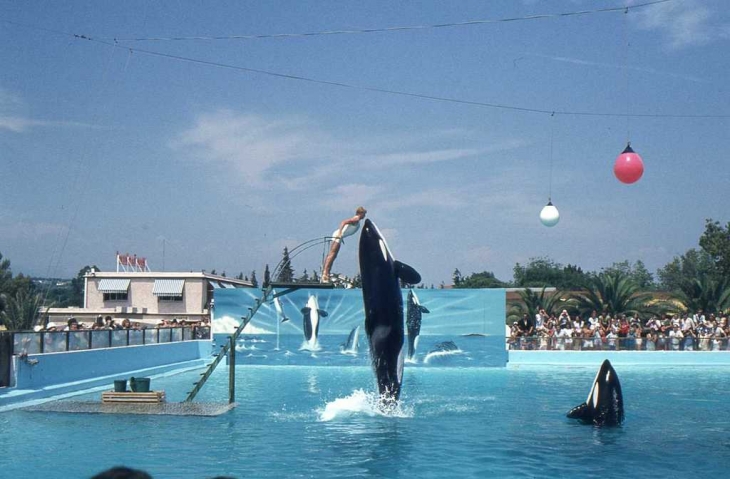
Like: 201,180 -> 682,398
1,335 -> 729,478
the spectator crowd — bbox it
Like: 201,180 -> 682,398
34,316 -> 209,332
508,309 -> 730,351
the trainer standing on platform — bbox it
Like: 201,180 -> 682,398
322,206 -> 367,283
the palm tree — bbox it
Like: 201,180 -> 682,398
677,275 -> 730,314
507,286 -> 572,323
572,271 -> 660,318
0,290 -> 49,331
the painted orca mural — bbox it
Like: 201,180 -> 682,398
359,219 -> 421,406
567,359 -> 625,426
301,295 -> 327,350
273,296 -> 289,323
406,289 -> 430,360
341,325 -> 360,355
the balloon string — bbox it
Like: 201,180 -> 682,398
623,7 -> 631,144
548,112 -> 555,201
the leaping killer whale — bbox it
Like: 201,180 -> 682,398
406,289 -> 430,360
567,359 -> 624,426
301,295 -> 327,349
359,219 -> 421,406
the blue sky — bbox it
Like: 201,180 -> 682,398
1,0 -> 729,286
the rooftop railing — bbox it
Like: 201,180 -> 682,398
11,326 -> 211,356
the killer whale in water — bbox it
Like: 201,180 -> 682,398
430,340 -> 459,353
301,295 -> 327,349
406,289 -> 430,360
567,359 -> 624,426
359,219 -> 421,406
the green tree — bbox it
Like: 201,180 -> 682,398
0,252 -> 12,295
572,271 -> 658,318
277,247 -> 295,283
657,249 -> 714,293
699,219 -> 730,278
452,268 -> 462,287
676,275 -> 730,315
297,269 -> 311,283
455,271 -> 508,288
263,264 -> 271,288
250,270 -> 259,288
0,289 -> 49,331
602,260 -> 655,290
507,287 -> 571,324
70,266 -> 96,307
513,257 -> 589,290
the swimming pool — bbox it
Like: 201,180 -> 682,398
1,334 -> 729,478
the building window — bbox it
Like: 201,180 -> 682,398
103,292 -> 128,301
158,295 -> 183,302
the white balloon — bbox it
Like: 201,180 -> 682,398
540,202 -> 560,227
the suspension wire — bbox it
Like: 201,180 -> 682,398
72,37 -> 730,119
4,9 -> 729,120
40,42 -> 122,310
104,0 -> 672,42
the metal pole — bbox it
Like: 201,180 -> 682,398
228,335 -> 236,404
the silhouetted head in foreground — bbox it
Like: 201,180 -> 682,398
91,467 -> 153,479
91,468 -> 237,479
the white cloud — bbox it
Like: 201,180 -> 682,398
632,0 -> 726,48
375,188 -> 467,212
171,110 -> 333,187
366,148 -> 482,167
171,110 -> 514,193
0,116 -> 103,132
526,53 -> 709,83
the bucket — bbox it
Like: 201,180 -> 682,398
113,379 -> 127,392
130,377 -> 151,393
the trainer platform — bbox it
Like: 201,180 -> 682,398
22,400 -> 236,416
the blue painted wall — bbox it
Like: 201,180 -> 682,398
214,287 -> 506,336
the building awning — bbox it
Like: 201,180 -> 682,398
152,279 -> 185,296
209,280 -> 221,289
221,282 -> 236,289
97,279 -> 131,293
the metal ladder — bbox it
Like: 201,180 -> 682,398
184,285 -> 273,402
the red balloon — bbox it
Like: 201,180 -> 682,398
614,143 -> 644,184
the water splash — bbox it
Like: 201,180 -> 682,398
299,340 -> 322,352
318,390 -> 413,421
423,348 -> 464,364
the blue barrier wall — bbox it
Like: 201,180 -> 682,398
0,341 -> 212,409
509,350 -> 730,366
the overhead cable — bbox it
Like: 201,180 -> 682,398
108,0 -> 672,42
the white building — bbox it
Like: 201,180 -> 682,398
46,271 -> 253,326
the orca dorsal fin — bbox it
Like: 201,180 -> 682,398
318,309 -> 328,317
395,260 -> 421,285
